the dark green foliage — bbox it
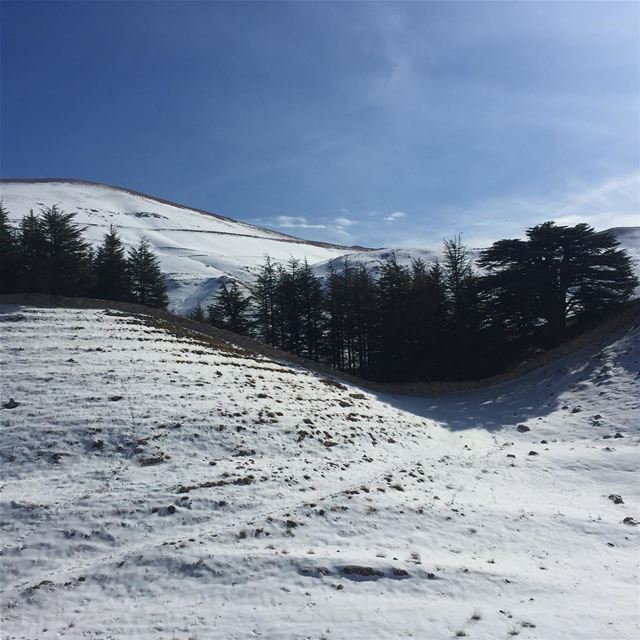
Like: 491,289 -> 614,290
1,204 -> 168,308
252,256 -> 278,345
17,211 -> 48,292
248,222 -> 635,382
405,259 -> 448,379
252,256 -> 326,359
0,203 -> 19,294
276,258 -> 303,353
39,206 -> 93,296
442,236 -> 481,376
323,258 -> 379,376
93,226 -> 129,301
298,259 -> 324,360
346,261 -> 379,377
208,280 -> 252,334
376,253 -> 412,380
15,206 -> 93,296
479,222 -> 637,344
126,238 -> 168,308
188,303 -> 206,323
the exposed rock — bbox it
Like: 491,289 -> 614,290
516,425 -> 530,433
339,565 -> 383,578
139,455 -> 165,467
319,378 -> 347,391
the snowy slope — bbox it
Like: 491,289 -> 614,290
1,305 -> 638,639
0,180 -> 362,313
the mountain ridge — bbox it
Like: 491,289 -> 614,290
0,178 -> 372,251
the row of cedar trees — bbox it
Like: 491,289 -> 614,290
0,205 -> 168,308
0,203 -> 636,382
201,222 -> 637,382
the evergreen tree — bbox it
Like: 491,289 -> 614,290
377,253 -> 412,380
276,258 -> 303,354
405,258 -> 449,379
297,259 -> 324,361
349,261 -> 379,378
17,210 -> 46,293
443,235 -> 476,325
442,236 -> 480,377
0,203 -> 19,294
127,238 -> 168,308
94,226 -> 129,301
188,303 -> 206,323
208,280 -> 252,334
479,221 -> 638,343
426,260 -> 449,373
324,259 -> 347,371
252,256 -> 278,345
38,206 -> 93,296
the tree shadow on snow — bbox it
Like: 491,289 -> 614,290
373,326 -> 639,433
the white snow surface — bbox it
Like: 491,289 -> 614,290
1,305 -> 639,639
0,181 -> 360,313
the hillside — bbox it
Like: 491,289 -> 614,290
2,179 -> 638,314
0,179 -> 363,313
1,303 -> 638,639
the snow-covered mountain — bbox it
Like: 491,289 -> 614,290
1,303 -> 638,639
0,179 -> 366,313
1,179 -> 638,312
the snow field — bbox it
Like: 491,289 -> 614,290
0,305 -> 638,639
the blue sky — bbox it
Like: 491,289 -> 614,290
1,1 -> 638,247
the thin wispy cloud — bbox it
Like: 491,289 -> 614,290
275,216 -> 326,230
334,216 -> 356,228
384,211 -> 407,222
460,172 -> 640,238
252,214 -> 358,244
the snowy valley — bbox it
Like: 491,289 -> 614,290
1,303 -> 638,639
